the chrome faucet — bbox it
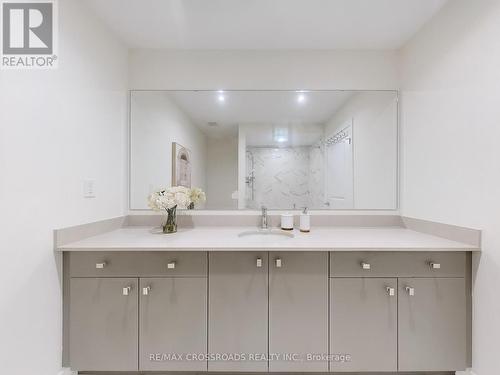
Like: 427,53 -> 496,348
261,206 -> 269,229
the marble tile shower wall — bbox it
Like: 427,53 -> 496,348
309,143 -> 325,208
246,146 -> 324,209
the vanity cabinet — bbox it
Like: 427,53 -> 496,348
69,278 -> 139,371
269,251 -> 329,372
330,278 -> 398,372
209,251 -> 329,372
329,251 -> 468,373
67,252 -> 208,372
65,250 -> 470,373
208,252 -> 268,372
398,277 -> 467,371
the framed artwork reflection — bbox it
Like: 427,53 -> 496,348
172,142 -> 191,188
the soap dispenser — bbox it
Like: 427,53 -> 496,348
300,207 -> 310,233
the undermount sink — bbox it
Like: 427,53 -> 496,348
238,229 -> 295,238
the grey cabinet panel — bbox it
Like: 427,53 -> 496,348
139,252 -> 207,277
330,278 -> 397,372
269,251 -> 328,372
330,251 -> 466,277
208,252 -> 269,372
69,251 -> 207,277
398,277 -> 467,372
139,277 -> 207,371
69,252 -> 144,277
69,278 -> 138,371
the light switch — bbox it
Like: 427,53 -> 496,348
83,179 -> 96,198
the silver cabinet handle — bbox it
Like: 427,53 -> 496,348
142,286 -> 151,296
386,287 -> 395,296
122,286 -> 132,296
430,262 -> 441,269
275,258 -> 282,268
167,261 -> 176,269
95,262 -> 106,269
361,262 -> 371,270
405,286 -> 415,296
256,258 -> 262,268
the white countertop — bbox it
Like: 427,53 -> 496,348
58,225 -> 477,251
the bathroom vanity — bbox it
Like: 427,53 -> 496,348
57,216 -> 478,374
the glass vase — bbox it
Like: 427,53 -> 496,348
162,206 -> 177,234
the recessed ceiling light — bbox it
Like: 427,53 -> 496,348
217,90 -> 225,102
296,90 -> 306,103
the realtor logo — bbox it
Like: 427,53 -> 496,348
1,0 -> 58,69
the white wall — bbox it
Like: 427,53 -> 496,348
130,92 -> 207,209
129,49 -> 399,90
205,136 -> 238,209
399,1 -> 500,373
325,91 -> 398,209
0,0 -> 128,374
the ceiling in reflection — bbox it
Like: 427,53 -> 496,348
162,90 -> 354,138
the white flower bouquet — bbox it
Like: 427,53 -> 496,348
148,186 -> 206,233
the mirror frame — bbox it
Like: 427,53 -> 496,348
128,89 -> 400,212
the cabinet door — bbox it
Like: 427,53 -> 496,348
69,278 -> 138,371
269,251 -> 328,372
208,252 -> 268,372
139,277 -> 207,371
330,278 -> 397,372
398,278 -> 467,371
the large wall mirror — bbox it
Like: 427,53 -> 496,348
130,90 -> 398,210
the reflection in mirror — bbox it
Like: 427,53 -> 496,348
130,90 -> 398,210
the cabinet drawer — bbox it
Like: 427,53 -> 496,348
69,251 -> 207,277
330,251 -> 466,278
